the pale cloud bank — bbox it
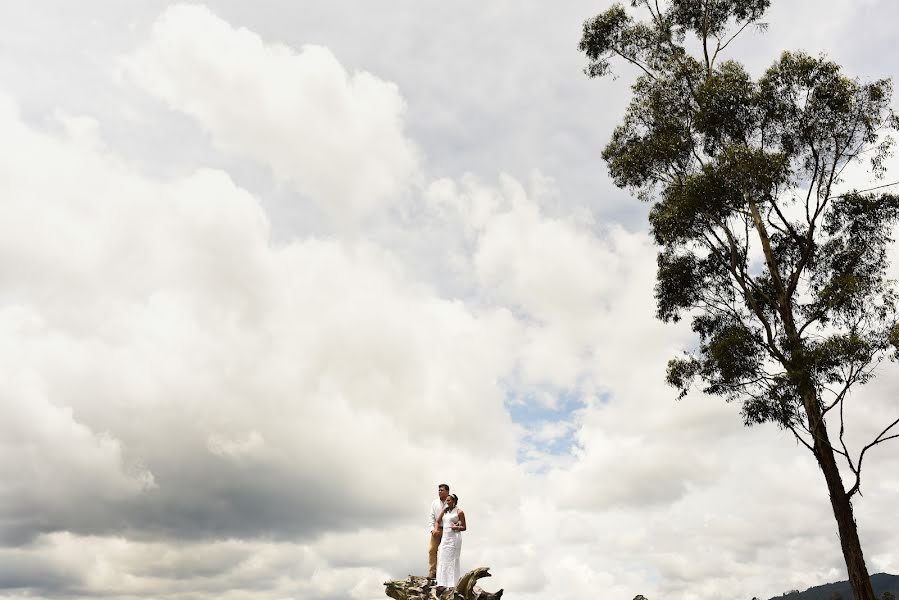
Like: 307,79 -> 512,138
125,4 -> 420,224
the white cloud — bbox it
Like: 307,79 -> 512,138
423,172 -> 665,389
124,4 -> 420,225
0,92 -> 522,554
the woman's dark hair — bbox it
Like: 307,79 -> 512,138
449,493 -> 459,507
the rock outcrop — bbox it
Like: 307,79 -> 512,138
384,567 -> 504,600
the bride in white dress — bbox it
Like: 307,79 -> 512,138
435,493 -> 467,588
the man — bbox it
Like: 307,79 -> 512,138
428,483 -> 449,580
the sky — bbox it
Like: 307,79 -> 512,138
1,2 -> 898,599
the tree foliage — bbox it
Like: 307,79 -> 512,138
580,0 -> 899,489
580,2 -> 899,599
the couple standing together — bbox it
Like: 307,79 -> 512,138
427,483 -> 467,588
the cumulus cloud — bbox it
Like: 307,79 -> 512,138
124,3 -> 420,224
0,93 -> 523,551
423,172 -> 662,389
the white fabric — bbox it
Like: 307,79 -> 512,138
428,497 -> 445,532
436,508 -> 462,587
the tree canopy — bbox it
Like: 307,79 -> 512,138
580,2 -> 899,599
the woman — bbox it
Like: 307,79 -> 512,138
435,493 -> 467,588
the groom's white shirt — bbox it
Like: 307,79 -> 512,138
429,498 -> 447,532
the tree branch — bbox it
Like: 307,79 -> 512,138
715,19 -> 753,57
847,415 -> 899,498
768,200 -> 803,245
788,424 -> 816,455
747,195 -> 789,304
701,1 -> 711,74
610,47 -> 657,81
700,222 -> 786,362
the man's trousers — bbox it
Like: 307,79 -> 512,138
428,529 -> 442,578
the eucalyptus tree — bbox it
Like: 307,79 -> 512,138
579,2 -> 899,599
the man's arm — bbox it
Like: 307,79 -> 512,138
428,500 -> 438,533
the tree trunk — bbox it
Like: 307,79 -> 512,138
803,388 -> 876,600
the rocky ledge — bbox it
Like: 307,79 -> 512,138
385,567 -> 504,600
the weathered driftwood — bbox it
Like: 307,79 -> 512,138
384,567 -> 504,600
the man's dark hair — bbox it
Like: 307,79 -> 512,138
438,483 -> 449,492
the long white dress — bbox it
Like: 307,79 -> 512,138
436,508 -> 462,587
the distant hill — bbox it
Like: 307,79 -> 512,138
768,573 -> 899,600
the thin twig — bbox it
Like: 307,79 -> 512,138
832,180 -> 899,199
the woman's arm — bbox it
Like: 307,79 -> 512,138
454,510 -> 467,531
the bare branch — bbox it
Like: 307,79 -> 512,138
788,424 -> 816,455
609,46 -> 658,81
821,364 -> 858,416
804,147 -> 821,226
848,415 -> 899,498
715,19 -> 754,56
838,392 -> 859,479
797,308 -> 826,337
768,201 -> 803,244
642,0 -> 662,27
701,3 -> 710,74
